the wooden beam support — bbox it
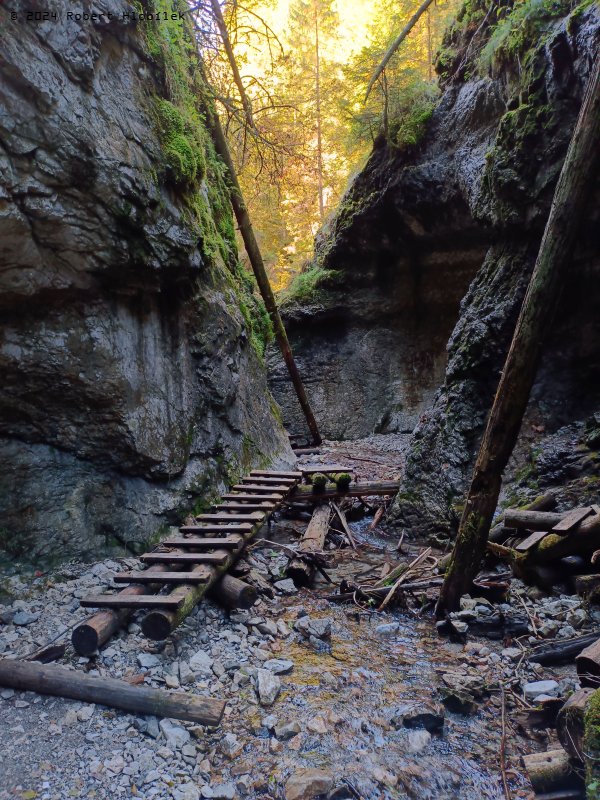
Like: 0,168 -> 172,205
288,481 -> 399,501
0,659 -> 225,726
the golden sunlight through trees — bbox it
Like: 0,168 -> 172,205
201,0 -> 462,291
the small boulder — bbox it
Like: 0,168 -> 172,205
284,769 -> 333,800
263,658 -> 294,675
524,680 -> 559,701
256,668 -> 281,706
406,729 -> 431,754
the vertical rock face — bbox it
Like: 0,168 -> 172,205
270,1 -> 600,534
0,0 -> 292,561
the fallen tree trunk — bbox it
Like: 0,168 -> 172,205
489,492 -> 558,543
0,659 -> 225,726
287,504 -> 331,586
528,631 -> 600,666
504,510 -> 565,530
577,639 -> 600,687
437,53 -> 600,615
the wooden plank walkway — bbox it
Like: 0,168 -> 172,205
73,464 -> 358,650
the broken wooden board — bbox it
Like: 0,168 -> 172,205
141,552 -> 229,566
515,530 -> 548,552
114,570 -> 211,585
552,506 -> 594,532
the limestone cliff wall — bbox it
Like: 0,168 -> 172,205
269,0 -> 600,535
0,0 -> 293,561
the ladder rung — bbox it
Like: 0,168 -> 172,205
234,484 -> 291,493
195,513 -> 264,522
251,470 -> 301,478
221,493 -> 283,502
180,523 -> 252,534
113,570 -> 211,585
141,552 -> 228,565
81,595 -> 183,609
162,536 -> 242,549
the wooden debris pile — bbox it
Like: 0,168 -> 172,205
485,501 -> 600,595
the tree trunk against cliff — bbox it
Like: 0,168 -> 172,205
204,94 -> 322,445
436,53 -> 600,616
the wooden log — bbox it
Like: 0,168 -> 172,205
528,631 -> 600,665
286,504 -> 332,586
0,659 -> 225,726
522,749 -> 576,793
575,574 -> 600,598
288,481 -> 399,502
577,639 -> 600,687
583,688 -> 600,794
72,562 -> 177,656
504,510 -> 565,531
209,574 -> 257,610
141,515 -> 268,640
436,50 -> 600,615
489,493 -> 558,543
205,97 -> 321,444
557,688 -> 595,761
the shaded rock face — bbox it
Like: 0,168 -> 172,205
271,2 -> 600,533
0,1 -> 292,561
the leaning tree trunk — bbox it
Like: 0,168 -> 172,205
436,53 -> 600,616
203,91 -> 322,445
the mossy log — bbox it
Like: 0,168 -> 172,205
436,52 -> 600,615
209,574 -> 257,610
521,749 -> 578,794
583,688 -> 600,798
557,688 -> 596,761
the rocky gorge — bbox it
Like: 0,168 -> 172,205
0,0 -> 292,563
269,0 -> 600,539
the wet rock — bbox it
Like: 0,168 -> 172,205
263,658 -> 294,675
137,653 -> 161,669
285,769 -> 334,800
274,579 -> 298,595
406,729 -> 431,754
375,622 -> 400,636
274,720 -> 301,740
371,767 -> 397,789
294,616 -> 332,640
159,719 -> 190,750
439,689 -> 479,716
306,717 -> 327,734
524,680 -> 559,701
204,783 -> 236,800
391,702 -> 445,734
12,611 -> 39,626
189,650 -> 214,676
256,669 -> 281,706
219,733 -> 242,759
257,620 -> 278,637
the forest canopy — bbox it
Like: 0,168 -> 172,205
195,0 -> 462,290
